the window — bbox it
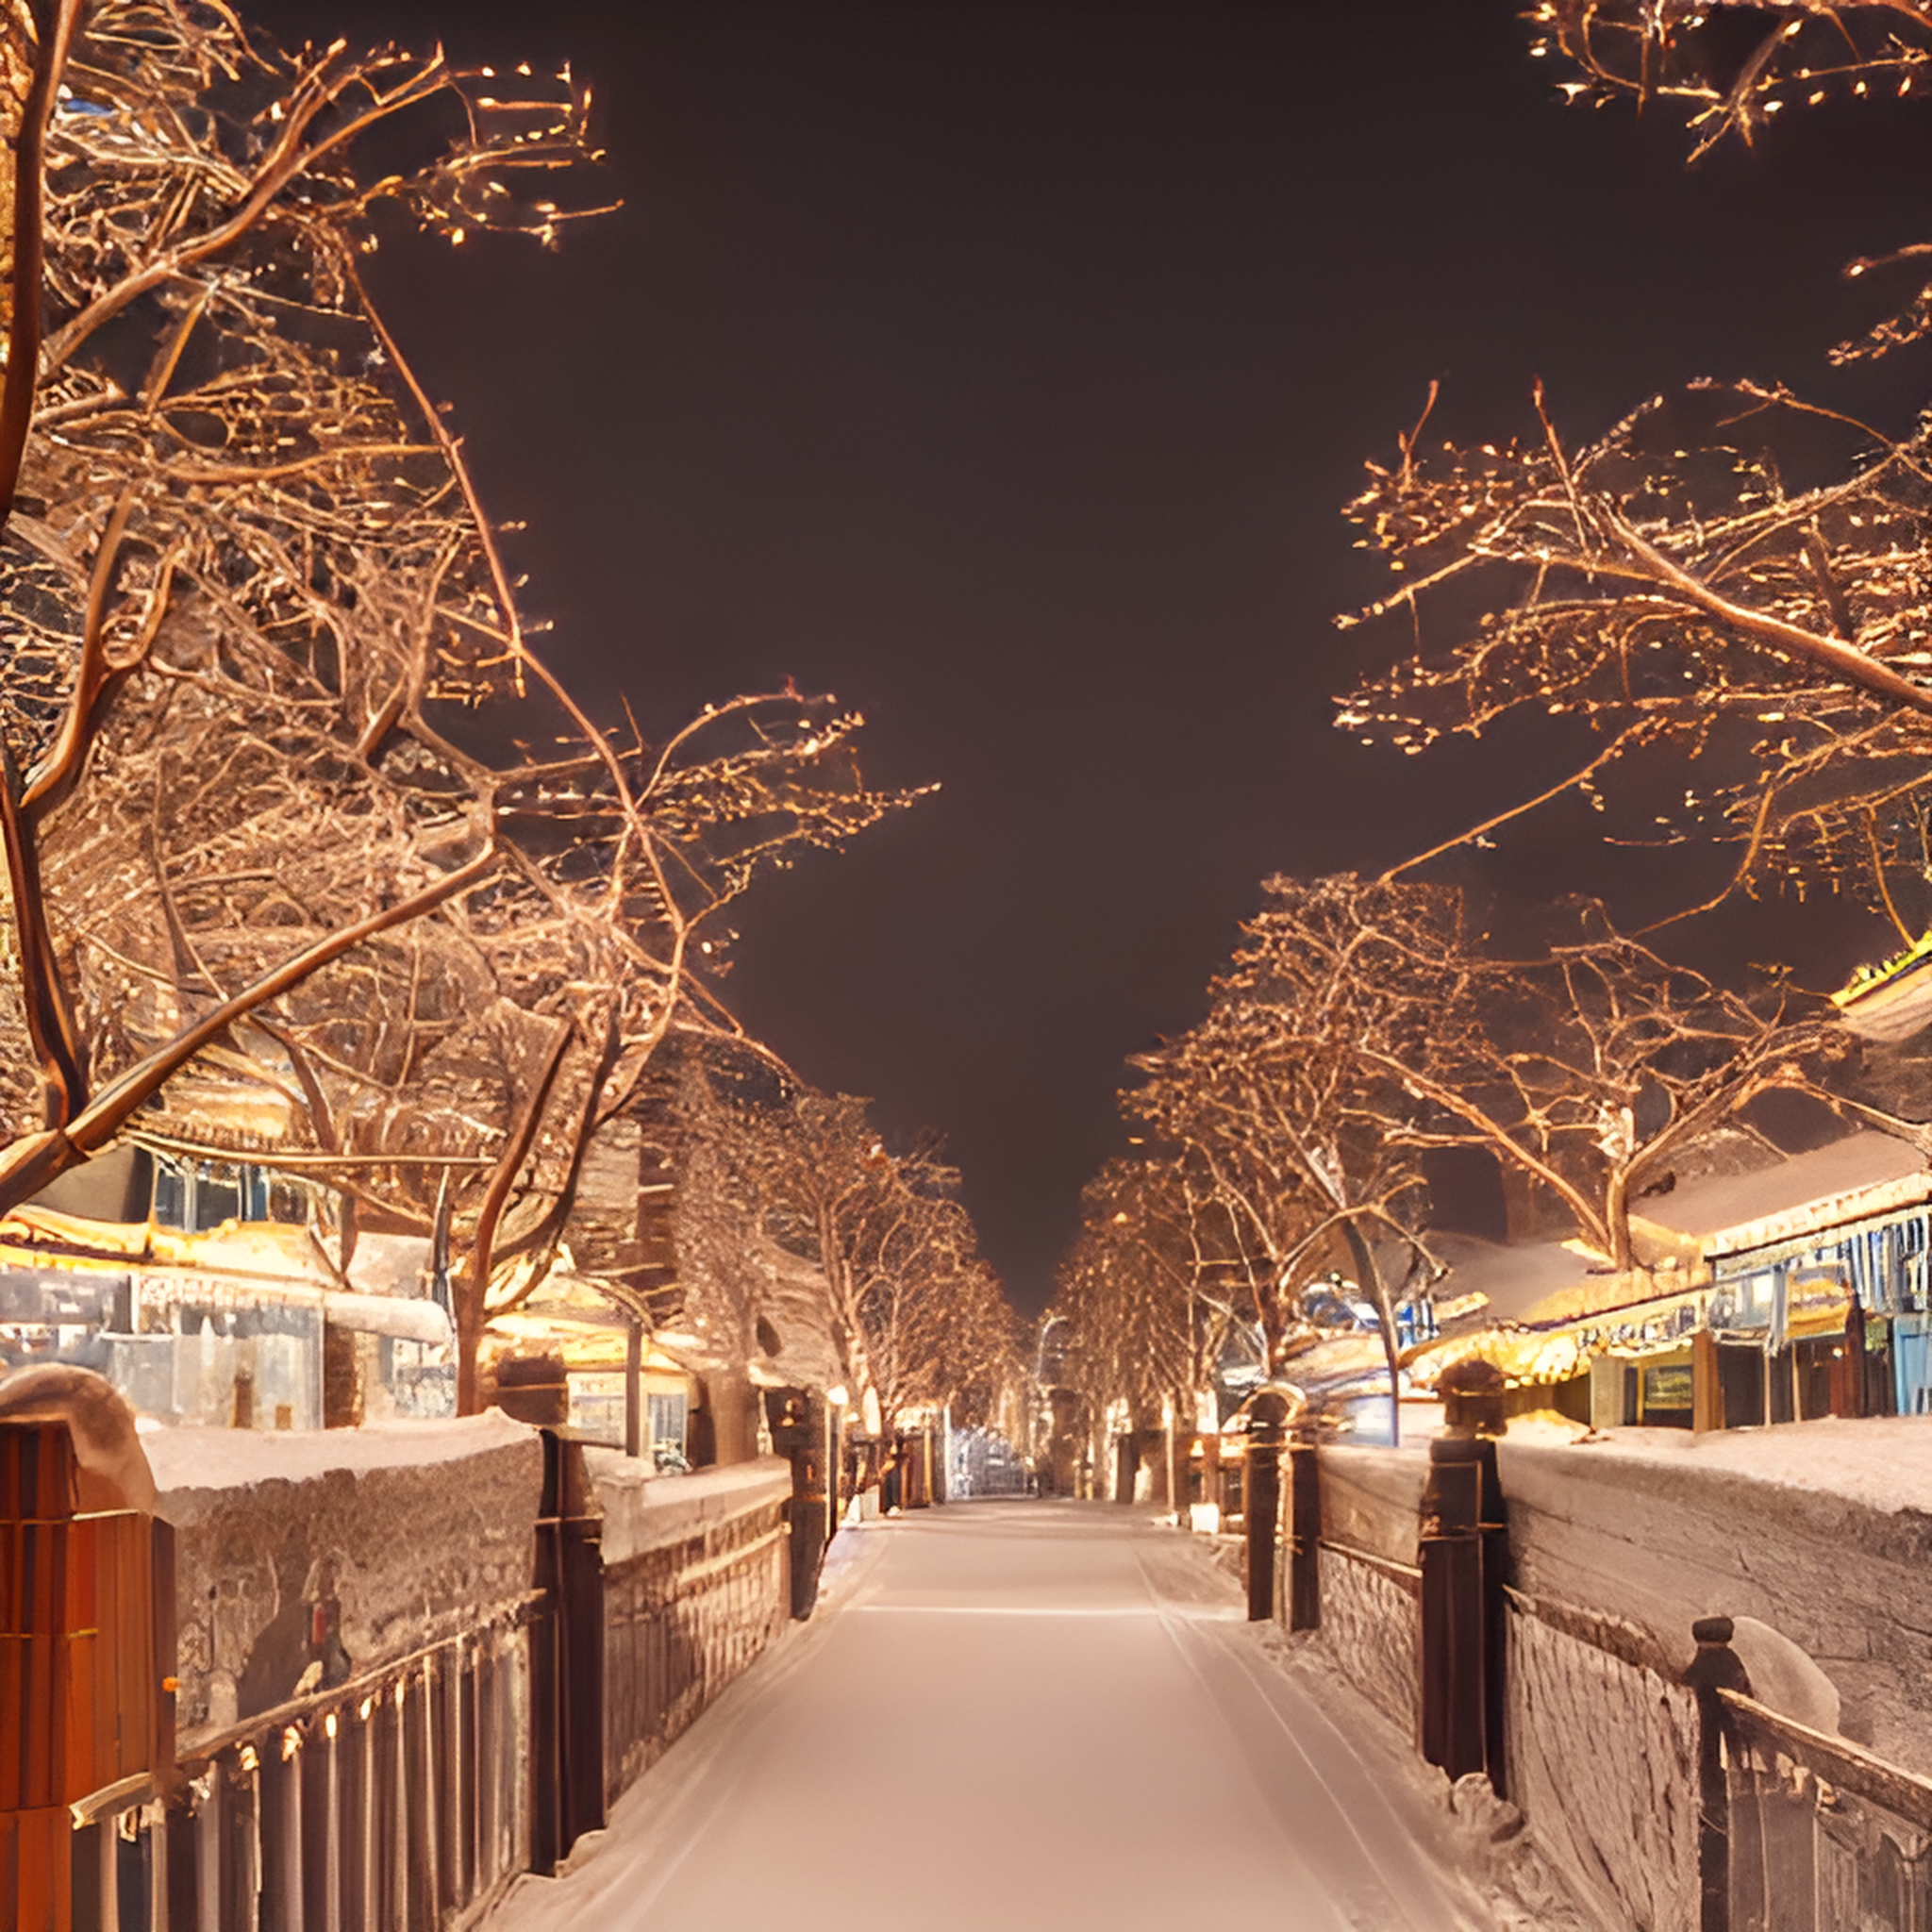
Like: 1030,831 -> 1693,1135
152,1157 -> 307,1232
647,1391 -> 688,1465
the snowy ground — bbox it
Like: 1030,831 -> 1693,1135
486,1501 -> 1541,1932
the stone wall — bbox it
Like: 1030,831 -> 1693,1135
148,1413 -> 543,1741
584,1450 -> 791,1566
1293,1423 -> 1932,1932
585,1452 -> 792,1798
1497,1419 -> 1932,1774
1318,1441 -> 1425,1566
1314,1547 -> 1420,1738
1505,1595 -> 1700,1932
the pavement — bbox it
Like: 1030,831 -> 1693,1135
486,1499 -> 1508,1932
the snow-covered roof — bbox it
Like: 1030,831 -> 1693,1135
1702,1164 -> 1932,1261
1427,1233 -> 1591,1322
1648,1130 -> 1925,1243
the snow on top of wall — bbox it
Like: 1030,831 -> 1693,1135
145,1409 -> 538,1495
585,1449 -> 791,1566
1501,1414 -> 1932,1517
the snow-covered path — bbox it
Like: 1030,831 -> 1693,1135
488,1502 -> 1499,1932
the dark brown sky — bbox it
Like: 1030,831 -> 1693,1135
260,0 -> 1932,1310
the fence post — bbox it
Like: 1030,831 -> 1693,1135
529,1431 -> 607,1874
1286,1427 -> 1321,1631
1243,1393 -> 1288,1623
1419,1361 -> 1510,1789
765,1390 -> 828,1620
1419,1432 -> 1486,1779
1684,1615 -> 1752,1932
1475,1432 -> 1510,1800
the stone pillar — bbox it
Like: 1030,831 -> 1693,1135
765,1388 -> 828,1619
1167,1407 -> 1190,1526
1197,1432 -> 1222,1530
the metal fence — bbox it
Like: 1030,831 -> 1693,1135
3,1422 -> 800,1932
1718,1687 -> 1932,1932
74,1608 -> 537,1932
602,1496 -> 789,1800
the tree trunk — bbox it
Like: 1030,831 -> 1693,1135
1341,1219 -> 1403,1448
707,1364 -> 763,1465
1606,1167 -> 1636,1274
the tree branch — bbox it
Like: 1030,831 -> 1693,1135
0,0 -> 84,537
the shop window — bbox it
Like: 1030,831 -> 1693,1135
647,1391 -> 688,1467
152,1158 -> 191,1229
152,1157 -> 307,1232
1640,1360 -> 1693,1428
196,1165 -> 242,1225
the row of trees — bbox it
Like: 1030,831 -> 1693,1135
1051,2 -> 1932,1447
665,1043 -> 1021,1453
1056,873 -> 1926,1443
0,0 -> 1010,1427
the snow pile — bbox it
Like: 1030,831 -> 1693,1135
1502,1411 -> 1932,1516
144,1408 -> 536,1497
1440,1774 -> 1596,1932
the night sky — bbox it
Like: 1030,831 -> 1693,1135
266,1 -> 1932,1313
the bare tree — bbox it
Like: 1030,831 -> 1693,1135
1337,6 -> 1932,934
1339,378 -> 1932,925
1121,871 -> 1932,1438
649,1041 -> 849,1458
0,2 -> 917,1410
1051,1157 -> 1211,1438
739,1085 -> 1016,1434
1366,897 -> 1904,1273
1046,1151 -> 1251,1502
1531,0 -> 1932,362
1128,875 -> 1446,1435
